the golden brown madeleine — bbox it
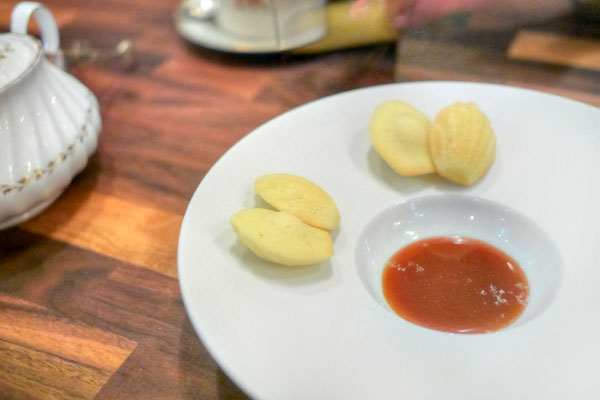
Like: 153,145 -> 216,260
254,173 -> 340,230
430,102 -> 496,186
369,100 -> 435,176
230,208 -> 334,266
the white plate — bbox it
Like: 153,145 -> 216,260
178,81 -> 600,400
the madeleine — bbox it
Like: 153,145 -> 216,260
231,208 -> 334,266
369,100 -> 435,176
255,173 -> 340,230
429,102 -> 496,186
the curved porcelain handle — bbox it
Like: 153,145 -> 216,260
11,2 -> 62,66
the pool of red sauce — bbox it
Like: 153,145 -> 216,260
382,236 -> 529,334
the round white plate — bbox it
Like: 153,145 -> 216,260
178,81 -> 600,400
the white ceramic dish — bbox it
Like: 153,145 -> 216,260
0,2 -> 101,229
355,194 -> 563,331
178,81 -> 600,400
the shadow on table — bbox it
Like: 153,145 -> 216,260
13,151 -> 103,236
176,313 -> 251,399
217,368 -> 252,400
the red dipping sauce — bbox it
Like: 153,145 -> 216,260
382,236 -> 529,334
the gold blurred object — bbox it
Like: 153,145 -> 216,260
292,0 -> 397,54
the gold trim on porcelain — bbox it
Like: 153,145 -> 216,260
1,93 -> 96,195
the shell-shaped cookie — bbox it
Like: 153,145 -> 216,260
369,100 -> 435,176
254,173 -> 340,230
231,208 -> 334,266
429,102 -> 496,186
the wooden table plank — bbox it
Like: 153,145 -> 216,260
21,188 -> 182,277
509,30 -> 600,71
0,339 -> 112,400
0,227 -> 235,399
0,293 -> 136,400
395,20 -> 600,108
0,301 -> 136,372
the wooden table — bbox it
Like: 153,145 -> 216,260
0,1 -> 598,399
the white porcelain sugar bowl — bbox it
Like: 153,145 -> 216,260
0,2 -> 101,229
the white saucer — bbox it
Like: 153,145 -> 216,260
174,13 -> 324,54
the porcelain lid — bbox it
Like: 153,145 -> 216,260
0,34 -> 40,91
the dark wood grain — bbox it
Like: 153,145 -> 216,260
0,0 -> 598,398
395,13 -> 600,107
